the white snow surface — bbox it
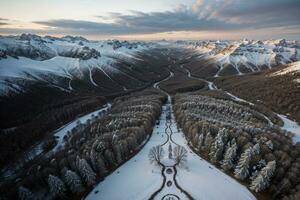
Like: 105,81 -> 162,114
278,114 -> 300,143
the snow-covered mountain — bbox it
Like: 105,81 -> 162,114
1,35 -> 299,96
271,61 -> 300,83
0,34 -> 155,95
179,39 -> 300,76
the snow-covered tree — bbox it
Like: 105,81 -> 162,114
18,186 -> 35,200
253,143 -> 260,155
204,132 -> 213,151
96,156 -> 107,175
76,157 -> 96,186
209,129 -> 226,163
234,147 -> 253,180
197,133 -> 204,150
104,149 -> 116,166
250,161 -> 276,192
48,174 -> 66,197
63,170 -> 84,193
221,141 -> 237,170
266,140 -> 273,150
113,143 -> 123,164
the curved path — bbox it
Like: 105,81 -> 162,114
148,98 -> 193,200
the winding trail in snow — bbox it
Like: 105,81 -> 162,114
151,67 -> 255,200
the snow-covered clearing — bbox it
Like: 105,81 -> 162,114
278,114 -> 300,143
52,103 -> 111,152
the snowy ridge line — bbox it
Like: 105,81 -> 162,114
179,39 -> 300,75
0,34 -> 154,95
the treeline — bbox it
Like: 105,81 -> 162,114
214,68 -> 300,122
173,93 -> 300,200
0,93 -> 166,200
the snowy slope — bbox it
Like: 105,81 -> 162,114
179,39 -> 299,76
272,61 -> 300,76
0,34 -> 154,95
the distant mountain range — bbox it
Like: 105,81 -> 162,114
178,39 -> 299,77
0,34 -> 299,96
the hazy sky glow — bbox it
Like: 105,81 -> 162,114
0,0 -> 299,40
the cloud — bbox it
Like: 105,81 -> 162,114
34,10 -> 249,35
2,0 -> 300,38
192,0 -> 300,26
0,17 -> 9,26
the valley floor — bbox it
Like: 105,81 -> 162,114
85,94 -> 256,200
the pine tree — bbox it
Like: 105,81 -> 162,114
209,129 -> 225,163
113,143 -> 123,164
250,161 -> 276,192
18,186 -> 35,200
63,170 -> 84,193
253,143 -> 260,155
266,140 -> 273,150
197,133 -> 204,150
48,174 -> 66,197
221,141 -> 237,170
104,149 -> 116,166
96,156 -> 107,176
204,132 -> 213,151
234,147 -> 253,180
76,157 -> 96,186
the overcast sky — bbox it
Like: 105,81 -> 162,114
0,0 -> 299,40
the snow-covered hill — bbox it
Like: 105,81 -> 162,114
179,39 -> 300,76
272,61 -> 300,83
0,34 -> 154,95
